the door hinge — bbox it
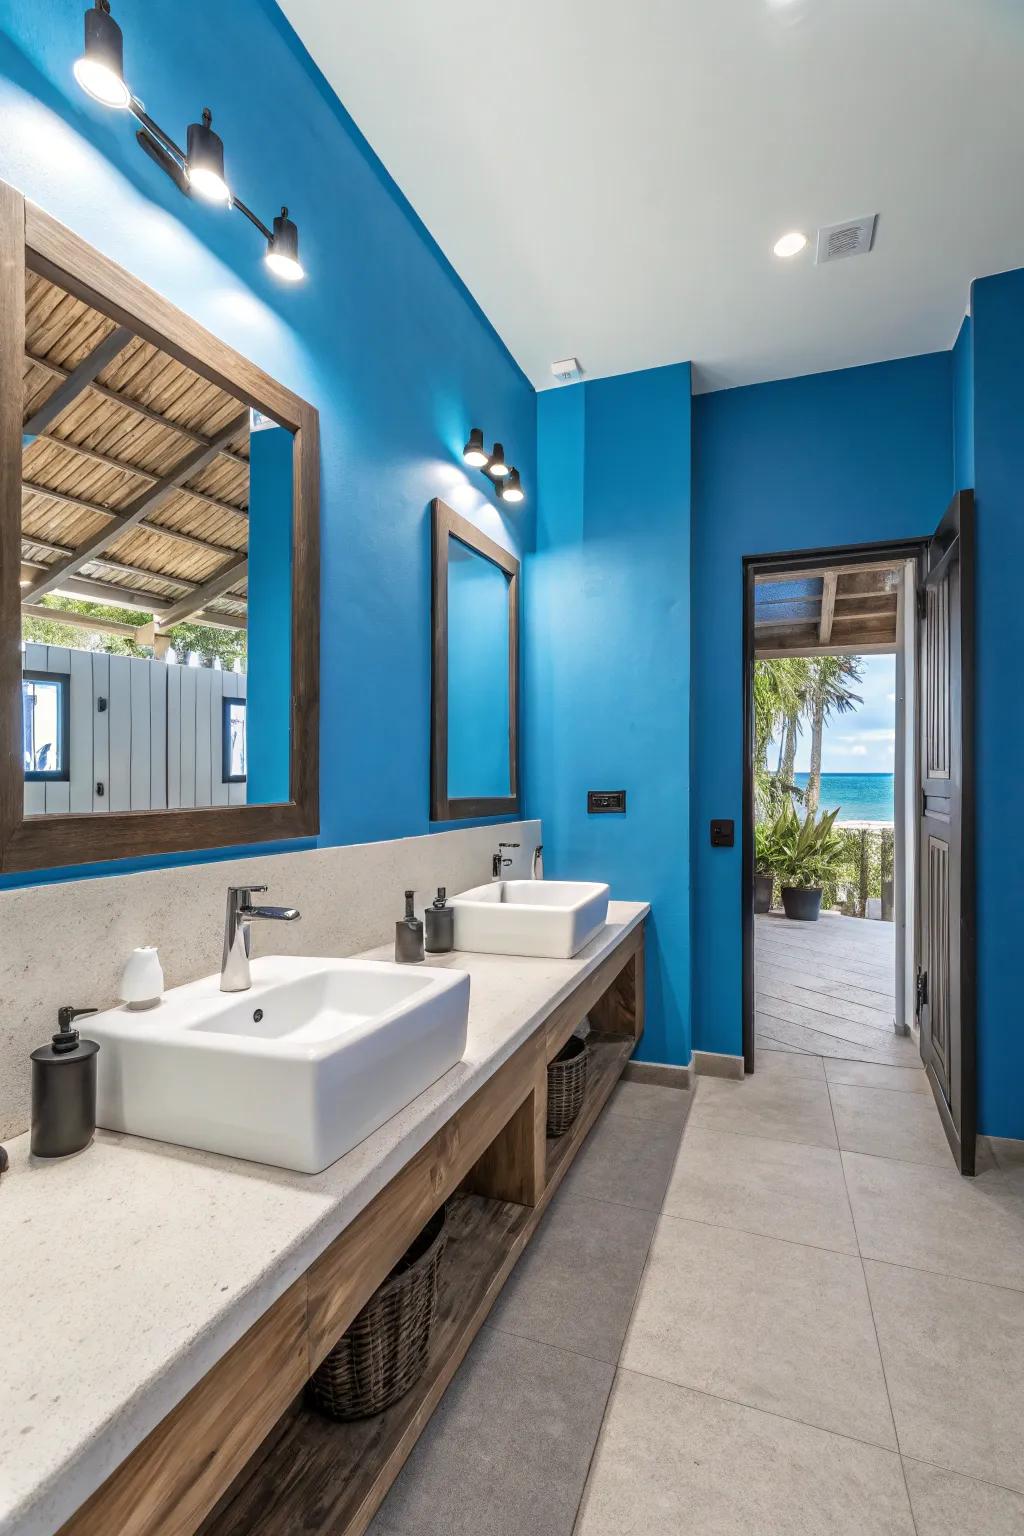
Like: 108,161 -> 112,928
915,968 -> 928,1014
916,586 -> 927,621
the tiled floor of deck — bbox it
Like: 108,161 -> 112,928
756,909 -> 919,1066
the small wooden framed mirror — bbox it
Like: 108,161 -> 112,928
430,498 -> 519,821
0,180 -> 320,872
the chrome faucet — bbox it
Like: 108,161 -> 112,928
221,884 -> 301,992
532,844 -> 544,880
492,841 -> 519,880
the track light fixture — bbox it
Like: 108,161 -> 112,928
499,468 -> 524,504
487,443 -> 510,480
461,428 -> 526,502
462,428 -> 488,468
72,2 -> 306,283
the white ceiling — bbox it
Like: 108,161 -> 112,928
279,0 -> 1024,393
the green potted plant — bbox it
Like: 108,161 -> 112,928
753,823 -> 775,914
766,803 -> 845,921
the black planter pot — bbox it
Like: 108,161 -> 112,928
781,886 -> 823,922
753,872 -> 774,914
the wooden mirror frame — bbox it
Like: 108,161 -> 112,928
0,182 -> 320,873
430,498 -> 519,822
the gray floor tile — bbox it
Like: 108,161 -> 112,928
574,1370 -> 914,1536
844,1151 -> 1024,1289
605,1078 -> 694,1128
902,1458 -> 1024,1535
990,1137 -> 1024,1191
687,1070 -> 839,1150
375,1326 -> 613,1536
829,1082 -> 954,1167
621,1215 -> 896,1447
823,1059 -> 929,1094
664,1126 -> 857,1253
754,1048 -> 825,1079
559,1104 -> 683,1211
489,1189 -> 657,1362
865,1259 -> 1024,1492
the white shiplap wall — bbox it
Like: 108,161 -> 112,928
23,646 -> 248,814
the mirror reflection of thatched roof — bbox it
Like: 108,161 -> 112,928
21,269 -> 251,632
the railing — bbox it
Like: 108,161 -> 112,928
830,823 -> 894,920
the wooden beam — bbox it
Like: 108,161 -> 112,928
819,570 -> 837,644
755,560 -> 902,585
21,546 -> 196,593
29,433 -> 249,520
25,347 -> 250,470
22,326 -> 133,437
756,640 -> 897,659
22,603 -> 140,639
23,480 -> 241,561
24,409 -> 249,601
155,555 -> 248,629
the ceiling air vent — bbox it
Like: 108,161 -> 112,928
816,215 -> 877,264
551,356 -> 584,384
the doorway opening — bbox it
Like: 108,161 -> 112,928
742,540 -> 925,1079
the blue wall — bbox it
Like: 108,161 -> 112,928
245,424 -> 292,806
690,354 -> 954,1057
970,269 -> 1024,1139
525,365 -> 692,1067
952,315 -> 975,491
0,0 -> 534,888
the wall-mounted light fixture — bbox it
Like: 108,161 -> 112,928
462,428 -> 489,468
461,429 -> 525,502
73,1 -> 305,283
499,468 -> 524,504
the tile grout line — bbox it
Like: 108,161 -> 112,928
827,1069 -> 921,1536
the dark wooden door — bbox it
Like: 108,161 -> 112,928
917,491 -> 975,1173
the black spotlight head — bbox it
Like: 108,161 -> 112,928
74,0 -> 129,108
266,207 -> 304,282
500,467 -> 525,504
487,442 -> 510,479
187,108 -> 230,203
463,428 -> 488,468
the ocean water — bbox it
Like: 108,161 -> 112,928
793,772 -> 894,824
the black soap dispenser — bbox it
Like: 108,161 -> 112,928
31,1005 -> 99,1159
425,887 -> 454,954
395,890 -> 424,964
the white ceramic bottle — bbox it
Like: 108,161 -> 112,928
120,946 -> 164,1010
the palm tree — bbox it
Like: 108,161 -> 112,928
753,658 -> 811,816
804,656 -> 864,814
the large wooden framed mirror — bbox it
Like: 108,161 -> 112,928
0,181 -> 319,872
430,498 -> 519,821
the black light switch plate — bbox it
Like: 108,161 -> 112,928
710,818 -> 735,847
588,789 -> 626,814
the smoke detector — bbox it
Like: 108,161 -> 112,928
551,356 -> 584,384
816,215 -> 877,264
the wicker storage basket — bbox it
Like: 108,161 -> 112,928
309,1204 -> 448,1421
546,1034 -> 590,1138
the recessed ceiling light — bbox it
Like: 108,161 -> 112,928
773,231 -> 807,259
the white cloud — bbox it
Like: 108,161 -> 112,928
848,745 -> 868,757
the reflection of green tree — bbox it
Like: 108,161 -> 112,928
22,597 -> 246,669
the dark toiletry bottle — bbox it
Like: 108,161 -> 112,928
425,887 -> 454,954
395,890 -> 425,963
31,1005 -> 100,1159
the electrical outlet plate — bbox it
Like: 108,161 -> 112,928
588,789 -> 626,814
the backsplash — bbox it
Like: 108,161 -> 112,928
0,822 -> 540,1141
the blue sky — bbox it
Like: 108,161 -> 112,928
770,654 -> 896,774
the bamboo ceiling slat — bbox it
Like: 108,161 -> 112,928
20,270 -> 261,628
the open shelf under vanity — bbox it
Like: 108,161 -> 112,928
62,921 -> 646,1536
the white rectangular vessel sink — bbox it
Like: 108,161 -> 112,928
450,880 -> 610,959
89,956 -> 470,1174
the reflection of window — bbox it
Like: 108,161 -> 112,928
222,697 -> 247,783
23,671 -> 70,782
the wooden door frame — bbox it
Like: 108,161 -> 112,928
1,181 -> 320,872
741,536 -> 928,1075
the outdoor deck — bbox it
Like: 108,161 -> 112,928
755,910 -> 920,1066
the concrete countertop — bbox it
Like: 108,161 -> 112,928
0,901 -> 648,1536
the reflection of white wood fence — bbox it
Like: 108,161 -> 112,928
23,644 -> 247,815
